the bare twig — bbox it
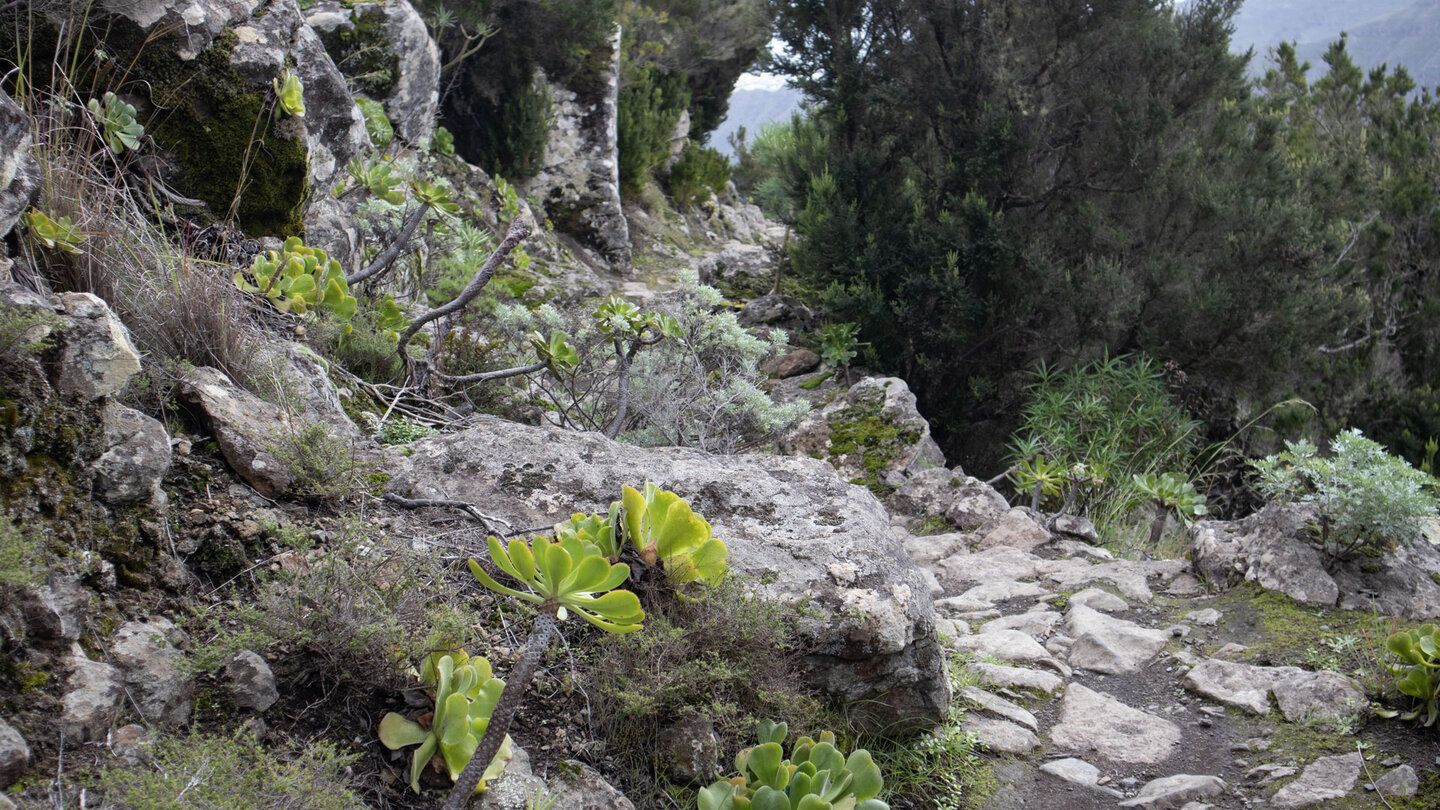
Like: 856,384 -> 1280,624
1358,741 -> 1398,810
382,492 -> 513,535
395,219 -> 531,361
432,360 -> 546,386
985,453 -> 1037,487
346,201 -> 431,286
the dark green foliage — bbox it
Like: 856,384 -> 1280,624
618,63 -> 691,196
664,142 -> 729,206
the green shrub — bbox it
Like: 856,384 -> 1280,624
666,142 -> 730,206
618,63 -> 690,196
270,424 -> 372,503
378,418 -> 436,445
356,97 -> 394,148
99,730 -> 362,810
1251,428 -> 1439,562
1007,354 -> 1200,518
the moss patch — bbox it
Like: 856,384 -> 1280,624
825,387 -> 920,495
141,30 -> 310,236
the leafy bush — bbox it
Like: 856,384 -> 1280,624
270,424 -> 373,503
698,720 -> 890,810
666,142 -> 730,207
87,91 -> 144,153
1132,472 -> 1208,548
1251,428 -> 1439,562
1007,355 -> 1200,518
617,62 -> 690,196
99,730 -> 361,810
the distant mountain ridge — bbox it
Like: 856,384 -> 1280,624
1229,0 -> 1440,88
711,85 -> 804,157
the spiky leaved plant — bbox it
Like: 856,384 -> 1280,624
440,534 -> 643,810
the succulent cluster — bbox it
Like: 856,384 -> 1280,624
233,237 -> 357,324
551,483 -> 728,588
22,210 -> 85,254
468,534 -> 644,632
273,69 -> 306,117
699,721 -> 889,810
88,91 -> 143,154
1380,625 -> 1440,727
377,651 -> 513,793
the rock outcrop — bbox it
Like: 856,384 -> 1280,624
385,416 -> 951,731
0,89 -> 38,243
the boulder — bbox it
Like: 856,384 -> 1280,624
1064,603 -> 1169,675
961,716 -> 1040,754
1269,752 -> 1360,809
737,293 -> 816,332
18,579 -> 89,645
0,719 -> 28,788
384,416 -> 950,731
778,377 -> 945,489
1372,765 -> 1419,798
1051,514 -> 1100,544
305,0 -> 440,145
1068,587 -> 1129,613
479,746 -> 635,810
62,653 -> 124,742
1331,538 -> 1440,620
1181,658 -> 1365,723
697,242 -> 775,294
226,650 -> 279,712
1188,504 -> 1339,607
658,713 -> 721,785
887,467 -> 1010,528
53,293 -> 142,399
1119,775 -> 1226,809
93,402 -> 172,508
250,341 -> 363,442
974,509 -> 1052,551
0,89 -> 39,241
761,347 -> 822,379
109,618 -> 193,727
1049,684 -> 1182,765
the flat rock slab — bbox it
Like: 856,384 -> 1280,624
1181,659 -> 1364,722
957,579 -> 1055,605
958,686 -> 1038,731
1183,608 -> 1221,626
1119,774 -> 1227,809
974,509 -> 1052,551
980,610 -> 1061,639
961,716 -> 1040,755
1372,764 -> 1419,797
952,630 -> 1071,675
932,546 -> 1044,590
387,416 -> 950,731
964,662 -> 1063,695
1064,604 -> 1169,674
1068,587 -> 1129,613
1049,684 -> 1182,765
1269,752 -> 1361,808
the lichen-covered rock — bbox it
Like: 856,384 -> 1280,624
110,618 -> 193,727
0,89 -> 38,241
658,713 -> 721,785
0,719 -> 29,788
737,293 -> 816,332
523,29 -> 630,270
697,241 -> 776,294
251,341 -> 362,440
62,652 -> 124,742
779,376 -> 945,493
1188,503 -> 1339,607
888,467 -> 1009,529
177,366 -> 298,497
18,579 -> 89,646
68,0 -> 367,240
479,746 -> 636,810
1190,502 -> 1440,619
760,347 -> 821,379
51,293 -> 142,399
93,402 -> 172,507
226,650 -> 279,712
385,416 -> 951,731
305,0 -> 440,145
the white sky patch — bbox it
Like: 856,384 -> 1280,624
734,73 -> 789,92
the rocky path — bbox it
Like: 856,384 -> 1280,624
898,508 -> 1427,809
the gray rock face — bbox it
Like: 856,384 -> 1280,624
177,366 -> 301,497
779,377 -> 946,486
62,653 -> 124,742
1189,504 -> 1339,607
0,90 -> 39,241
887,467 -> 1010,529
93,402 -> 172,507
1181,659 -> 1364,723
1119,774 -> 1226,809
1372,764 -> 1419,797
1332,538 -> 1440,620
658,714 -> 720,785
975,509 -> 1052,551
1068,587 -> 1129,613
0,719 -> 29,788
959,685 -> 1037,730
1269,752 -> 1361,808
479,746 -> 635,810
1064,604 -> 1169,675
110,618 -> 193,727
385,416 -> 950,731
251,341 -> 363,441
306,0 -> 440,145
761,347 -> 821,379
523,30 -> 630,270
1049,684 -> 1182,765
697,242 -> 776,293
19,580 -> 89,645
53,293 -> 143,399
1051,514 -> 1100,544
737,293 -> 816,332
226,650 -> 279,712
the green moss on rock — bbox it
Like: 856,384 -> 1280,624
824,387 -> 919,495
142,30 -> 310,236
